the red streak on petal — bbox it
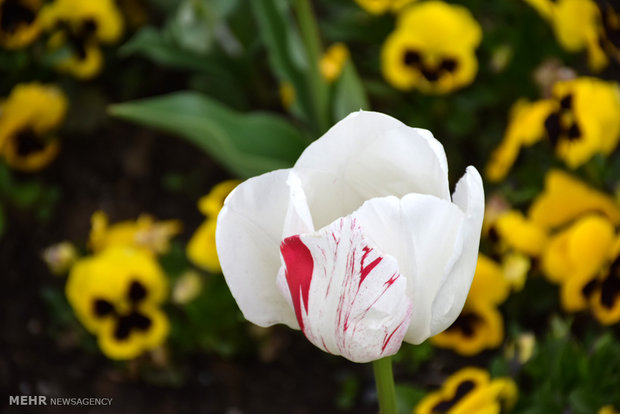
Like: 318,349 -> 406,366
384,273 -> 400,288
382,318 -> 407,353
281,235 -> 314,332
360,257 -> 382,286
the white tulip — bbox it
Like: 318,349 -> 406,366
216,111 -> 484,363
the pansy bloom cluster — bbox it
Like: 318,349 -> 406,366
487,77 -> 620,182
63,211 -> 181,359
533,171 -> 620,324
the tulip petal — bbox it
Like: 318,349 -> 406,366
430,166 -> 485,335
279,215 -> 413,363
294,111 -> 450,229
352,193 -> 466,344
216,169 -> 299,328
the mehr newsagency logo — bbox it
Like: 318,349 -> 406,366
9,395 -> 113,406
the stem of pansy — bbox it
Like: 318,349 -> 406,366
372,356 -> 398,414
293,0 -> 330,133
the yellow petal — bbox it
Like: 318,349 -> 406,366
529,169 -> 620,229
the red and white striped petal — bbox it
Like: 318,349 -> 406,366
279,215 -> 413,363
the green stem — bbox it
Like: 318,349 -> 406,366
373,356 -> 398,414
293,0 -> 330,133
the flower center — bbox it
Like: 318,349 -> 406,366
600,256 -> 620,309
128,280 -> 148,302
544,94 -> 582,146
93,298 -> 115,317
113,311 -> 152,340
90,279 -> 153,340
402,48 -> 459,82
57,18 -> 98,60
15,129 -> 45,157
445,310 -> 483,337
581,256 -> 620,310
431,379 -> 476,412
0,0 -> 36,35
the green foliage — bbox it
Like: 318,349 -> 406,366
109,91 -> 309,178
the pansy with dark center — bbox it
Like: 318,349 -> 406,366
430,380 -> 476,413
544,94 -> 583,147
56,18 -> 97,61
444,311 -> 482,338
0,0 -> 35,34
415,367 -> 518,414
381,1 -> 482,94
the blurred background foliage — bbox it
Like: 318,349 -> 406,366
2,0 -> 620,412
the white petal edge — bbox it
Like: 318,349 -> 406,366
216,169 -> 299,329
352,192 -> 466,344
294,111 -> 451,229
429,166 -> 485,335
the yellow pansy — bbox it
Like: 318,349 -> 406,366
432,255 -> 510,355
486,99 -> 555,182
381,1 -> 482,94
529,169 -> 620,229
354,0 -> 416,15
40,0 -> 124,79
560,234 -> 620,324
542,214 -> 614,285
66,246 -> 169,360
494,210 -> 549,257
542,213 -> 620,324
0,82 -> 67,171
415,367 -> 518,414
523,0 -> 607,71
320,43 -> 349,82
88,210 -> 181,255
487,78 -> 620,178
0,0 -> 42,49
546,78 -> 620,168
187,180 -> 240,273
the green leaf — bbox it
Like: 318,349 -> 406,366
109,91 -> 308,178
395,384 -> 426,414
332,59 -> 370,121
250,0 -> 317,127
120,27 -> 221,73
